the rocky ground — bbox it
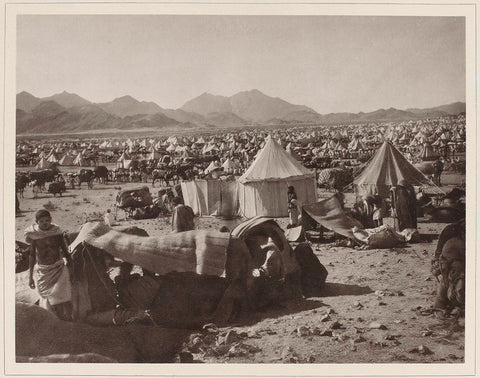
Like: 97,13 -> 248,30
14,170 -> 465,363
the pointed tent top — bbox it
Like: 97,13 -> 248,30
239,136 -> 314,183
36,157 -> 53,169
353,141 -> 433,197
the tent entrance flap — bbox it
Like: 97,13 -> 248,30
302,196 -> 364,240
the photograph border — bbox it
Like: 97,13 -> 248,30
2,1 -> 477,377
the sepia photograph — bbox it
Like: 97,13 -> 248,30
2,1 -> 477,376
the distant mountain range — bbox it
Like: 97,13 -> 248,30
16,90 -> 466,135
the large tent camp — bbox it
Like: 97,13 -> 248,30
353,141 -> 434,198
238,136 -> 317,217
181,179 -> 239,218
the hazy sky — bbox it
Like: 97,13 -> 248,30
17,15 -> 465,113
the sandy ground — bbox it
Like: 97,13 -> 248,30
14,170 -> 465,363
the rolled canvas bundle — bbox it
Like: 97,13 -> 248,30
70,222 -> 230,276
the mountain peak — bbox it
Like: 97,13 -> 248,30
115,95 -> 137,101
96,95 -> 162,118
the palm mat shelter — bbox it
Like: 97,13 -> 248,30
353,141 -> 436,198
238,136 -> 317,217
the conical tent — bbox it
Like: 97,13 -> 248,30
46,153 -> 59,163
238,136 -> 316,217
73,153 -> 87,166
35,157 -> 53,169
353,141 -> 432,198
419,143 -> 439,161
221,158 -> 237,173
58,154 -> 75,166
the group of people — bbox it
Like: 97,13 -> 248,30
287,180 -> 418,234
354,180 -> 418,232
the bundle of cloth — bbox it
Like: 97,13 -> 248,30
69,221 -> 229,276
352,225 -> 418,249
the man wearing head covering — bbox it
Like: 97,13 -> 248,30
390,179 -> 417,231
287,186 -> 300,228
24,209 -> 72,321
171,197 -> 195,233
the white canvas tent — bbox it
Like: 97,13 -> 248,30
181,179 -> 239,218
58,154 -> 75,166
73,153 -> 87,166
238,136 -> 317,217
35,157 -> 54,169
353,141 -> 436,198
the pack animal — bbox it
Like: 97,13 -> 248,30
93,166 -> 109,184
28,169 -> 58,191
76,169 -> 94,189
48,181 -> 67,197
16,173 -> 30,198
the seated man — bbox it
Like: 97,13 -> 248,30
171,197 -> 195,233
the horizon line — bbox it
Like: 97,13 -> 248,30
16,89 -> 466,116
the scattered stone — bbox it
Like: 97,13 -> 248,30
312,327 -> 321,335
333,333 -> 350,342
281,346 -> 298,362
368,322 -> 387,330
308,355 -> 316,363
330,321 -> 344,330
378,301 -> 387,306
353,301 -> 364,309
320,314 -> 331,322
353,327 -> 364,334
422,330 -> 433,337
409,345 -> 433,355
318,329 -> 333,337
297,326 -> 310,337
326,308 -> 336,315
264,329 -> 277,335
227,343 -> 260,358
384,334 -> 400,341
353,336 -> 366,344
424,277 -> 432,282
356,317 -> 364,322
248,331 -> 262,339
